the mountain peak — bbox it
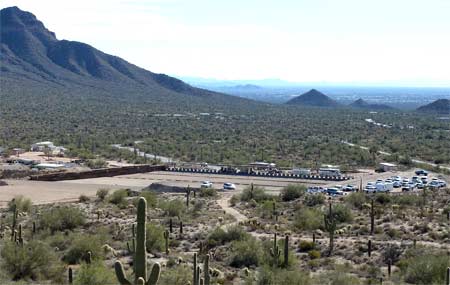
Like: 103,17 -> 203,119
286,89 -> 339,107
417,99 -> 450,114
349,98 -> 394,111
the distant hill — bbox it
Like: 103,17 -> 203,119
417,99 -> 450,114
0,6 -> 255,111
349,98 -> 394,111
286,89 -> 339,107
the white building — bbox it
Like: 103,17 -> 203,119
379,162 -> 397,172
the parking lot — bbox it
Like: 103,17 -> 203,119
1,169 -> 448,207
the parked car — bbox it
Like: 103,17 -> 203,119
415,169 -> 428,176
223,183 -> 236,190
327,188 -> 344,196
342,185 -> 356,192
201,181 -> 213,188
393,181 -> 402,188
364,185 -> 377,193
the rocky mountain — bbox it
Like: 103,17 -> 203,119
417,99 -> 450,114
285,89 -> 339,107
0,6 -> 255,111
349,98 -> 394,111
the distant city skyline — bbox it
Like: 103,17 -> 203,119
2,0 -> 450,87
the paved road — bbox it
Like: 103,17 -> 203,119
342,141 -> 450,171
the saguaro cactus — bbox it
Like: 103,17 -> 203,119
68,267 -> 73,284
179,221 -> 183,238
115,197 -> 161,285
270,233 -> 281,266
10,204 -> 18,241
283,235 -> 289,268
169,218 -> 173,233
204,254 -> 210,285
186,186 -> 192,208
370,199 -> 375,235
368,239 -> 372,257
193,253 -> 198,285
324,203 -> 337,256
164,230 -> 170,255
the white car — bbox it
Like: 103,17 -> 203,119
201,181 -> 213,188
223,183 -> 236,190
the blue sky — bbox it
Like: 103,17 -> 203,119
2,0 -> 450,86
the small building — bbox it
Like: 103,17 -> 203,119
12,148 -> 25,156
31,141 -> 55,152
379,162 -> 397,172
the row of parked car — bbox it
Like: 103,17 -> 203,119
364,170 -> 447,193
307,184 -> 357,196
200,181 -> 236,190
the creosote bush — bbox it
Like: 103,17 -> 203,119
109,189 -> 129,208
96,189 -> 109,201
208,225 -> 249,247
1,240 -> 64,282
240,185 -> 272,203
40,206 -> 85,233
146,223 -> 165,252
230,237 -> 263,268
281,185 -> 306,202
63,234 -> 106,264
8,195 -> 32,213
73,260 -> 115,285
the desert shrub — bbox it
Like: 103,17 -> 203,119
382,244 -> 403,264
240,185 -> 271,203
394,195 -> 421,206
281,185 -> 306,202
86,158 -> 107,169
401,253 -> 449,284
8,195 -> 32,213
78,194 -> 90,203
199,187 -> 217,197
230,237 -> 262,268
136,191 -> 157,208
96,189 -> 109,201
294,208 -> 323,231
159,199 -> 185,217
1,240 -> 64,282
304,194 -> 325,206
109,189 -> 129,208
316,271 -> 361,285
375,193 -> 391,205
63,234 -> 106,264
308,250 -> 321,259
299,241 -> 315,252
329,204 -> 353,224
190,199 -> 205,216
40,206 -> 85,233
47,232 -> 73,252
259,200 -> 276,218
73,260 -> 115,285
230,194 -> 239,206
386,227 -> 400,238
345,192 -> 366,209
208,226 -> 248,247
146,223 -> 165,252
159,264 -> 192,285
258,266 -> 311,285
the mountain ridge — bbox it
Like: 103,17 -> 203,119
0,6 -> 256,109
349,98 -> 394,111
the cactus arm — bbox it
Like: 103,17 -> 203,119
146,263 -> 161,285
193,253 -> 198,285
114,261 -> 132,285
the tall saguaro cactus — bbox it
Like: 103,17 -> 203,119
204,254 -> 210,285
370,199 -> 375,235
270,233 -> 281,266
283,235 -> 289,268
324,203 -> 337,256
115,197 -> 161,285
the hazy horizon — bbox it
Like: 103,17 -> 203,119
1,0 -> 450,87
